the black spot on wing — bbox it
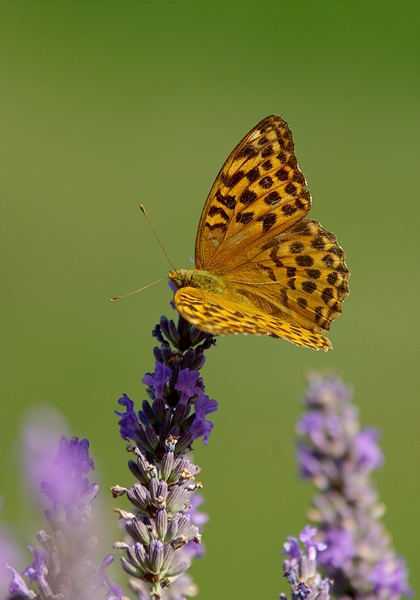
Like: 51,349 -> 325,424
297,297 -> 307,309
216,190 -> 236,210
246,167 -> 260,183
285,182 -> 297,195
295,255 -> 314,267
261,144 -> 275,158
290,241 -> 304,253
258,263 -> 276,281
269,246 -> 283,267
302,281 -> 317,294
257,213 -> 276,232
240,190 -> 258,206
238,143 -> 259,159
236,211 -> 254,226
265,190 -> 281,205
311,236 -> 325,250
259,176 -> 274,189
327,272 -> 338,285
228,170 -> 245,187
205,221 -> 228,232
275,167 -> 289,181
307,269 -> 321,279
208,205 -> 229,221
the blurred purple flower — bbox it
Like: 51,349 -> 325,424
7,564 -> 36,599
296,373 -> 413,600
19,406 -> 69,509
7,437 -> 121,600
0,521 -> 25,599
370,554 -> 413,599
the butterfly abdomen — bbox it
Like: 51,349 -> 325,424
169,269 -> 227,295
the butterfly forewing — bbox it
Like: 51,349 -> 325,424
195,115 -> 311,271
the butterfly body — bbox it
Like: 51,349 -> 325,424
171,115 -> 350,351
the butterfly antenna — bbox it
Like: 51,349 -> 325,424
140,204 -> 177,272
110,277 -> 168,302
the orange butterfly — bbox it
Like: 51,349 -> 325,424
169,115 -> 349,351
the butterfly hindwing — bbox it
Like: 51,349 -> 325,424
174,287 -> 332,351
223,219 -> 349,332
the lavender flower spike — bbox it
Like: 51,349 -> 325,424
280,525 -> 332,600
296,373 -> 413,600
113,314 -> 215,599
8,437 -> 122,600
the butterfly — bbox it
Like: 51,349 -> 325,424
169,115 -> 349,351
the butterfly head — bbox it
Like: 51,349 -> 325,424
169,269 -> 227,295
168,269 -> 191,290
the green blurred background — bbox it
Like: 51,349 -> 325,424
1,2 -> 418,597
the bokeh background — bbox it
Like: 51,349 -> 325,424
1,2 -> 418,598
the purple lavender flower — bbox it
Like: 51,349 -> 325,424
296,374 -> 413,600
174,369 -> 202,404
0,519 -> 25,599
19,406 -> 70,510
142,364 -> 172,402
7,437 -> 121,600
7,564 -> 36,599
115,316 -> 216,462
280,526 -> 332,600
113,315 -> 215,599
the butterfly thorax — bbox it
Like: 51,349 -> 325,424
169,269 -> 227,295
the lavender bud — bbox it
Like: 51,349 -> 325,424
160,451 -> 174,482
125,517 -> 151,546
